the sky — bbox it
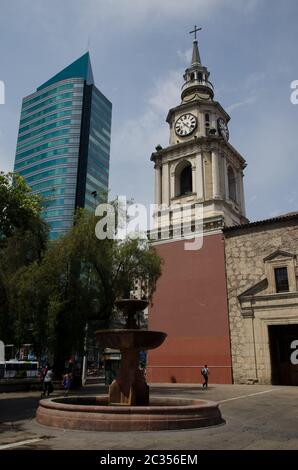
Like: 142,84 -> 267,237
0,0 -> 298,222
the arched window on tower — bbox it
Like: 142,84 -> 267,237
228,167 -> 237,202
175,161 -> 193,197
181,165 -> 192,195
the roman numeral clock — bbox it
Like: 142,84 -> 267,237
175,113 -> 197,136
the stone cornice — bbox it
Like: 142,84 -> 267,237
263,250 -> 296,262
151,136 -> 246,168
149,215 -> 225,244
239,290 -> 298,317
166,100 -> 231,124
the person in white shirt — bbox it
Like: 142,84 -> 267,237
41,367 -> 54,398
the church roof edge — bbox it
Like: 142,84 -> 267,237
223,212 -> 298,234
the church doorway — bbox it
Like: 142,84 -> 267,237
268,324 -> 298,385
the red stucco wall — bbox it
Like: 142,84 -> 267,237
147,233 -> 232,384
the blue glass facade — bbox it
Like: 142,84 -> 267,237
14,53 -> 112,239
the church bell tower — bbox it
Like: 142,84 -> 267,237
151,27 -> 248,237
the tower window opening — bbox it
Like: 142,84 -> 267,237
179,163 -> 192,196
198,72 -> 203,81
190,73 -> 195,81
228,166 -> 237,202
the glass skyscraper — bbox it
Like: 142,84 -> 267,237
14,53 -> 112,239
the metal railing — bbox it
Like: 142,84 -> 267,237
181,79 -> 214,93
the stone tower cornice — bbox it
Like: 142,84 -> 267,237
151,135 -> 246,169
166,100 -> 231,124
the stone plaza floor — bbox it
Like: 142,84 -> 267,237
0,383 -> 297,450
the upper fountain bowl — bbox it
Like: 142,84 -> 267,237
115,298 -> 149,314
95,329 -> 167,351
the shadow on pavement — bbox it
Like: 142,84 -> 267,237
151,386 -> 216,396
0,384 -> 109,427
0,396 -> 40,425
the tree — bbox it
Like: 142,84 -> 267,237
0,172 -> 46,240
0,172 -> 48,344
8,207 -> 163,375
66,208 -> 162,323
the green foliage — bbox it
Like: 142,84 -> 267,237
0,183 -> 163,372
40,208 -> 163,330
0,172 -> 48,344
0,172 -> 46,239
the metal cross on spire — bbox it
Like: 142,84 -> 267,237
189,25 -> 202,41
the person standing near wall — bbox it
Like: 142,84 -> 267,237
201,364 -> 209,388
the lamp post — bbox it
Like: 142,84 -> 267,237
81,323 -> 88,386
81,189 -> 98,386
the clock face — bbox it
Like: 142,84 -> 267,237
175,113 -> 197,137
217,118 -> 229,141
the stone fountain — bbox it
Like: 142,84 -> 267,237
96,299 -> 166,406
36,299 -> 224,431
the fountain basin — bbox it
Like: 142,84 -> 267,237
95,329 -> 167,351
36,395 -> 224,431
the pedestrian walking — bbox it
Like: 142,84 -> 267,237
41,366 -> 54,398
201,364 -> 209,388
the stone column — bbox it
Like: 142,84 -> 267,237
212,149 -> 221,199
195,152 -> 204,200
162,162 -> 169,206
170,167 -> 175,200
154,164 -> 162,205
239,171 -> 246,215
223,156 -> 229,200
192,164 -> 196,194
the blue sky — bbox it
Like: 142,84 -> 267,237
0,0 -> 298,222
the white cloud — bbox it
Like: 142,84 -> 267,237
148,70 -> 182,115
177,48 -> 192,65
109,68 -> 182,201
226,95 -> 256,113
78,0 -> 258,33
112,69 -> 181,161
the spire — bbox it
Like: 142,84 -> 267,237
37,52 -> 94,91
189,25 -> 202,65
181,26 -> 214,102
191,40 -> 201,66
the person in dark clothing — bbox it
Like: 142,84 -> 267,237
201,364 -> 209,388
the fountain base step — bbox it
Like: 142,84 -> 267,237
36,395 -> 224,431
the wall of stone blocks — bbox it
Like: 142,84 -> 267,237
224,220 -> 298,384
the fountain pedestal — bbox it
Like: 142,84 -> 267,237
109,349 -> 149,405
96,299 -> 166,407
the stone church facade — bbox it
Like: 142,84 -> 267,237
224,214 -> 298,385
